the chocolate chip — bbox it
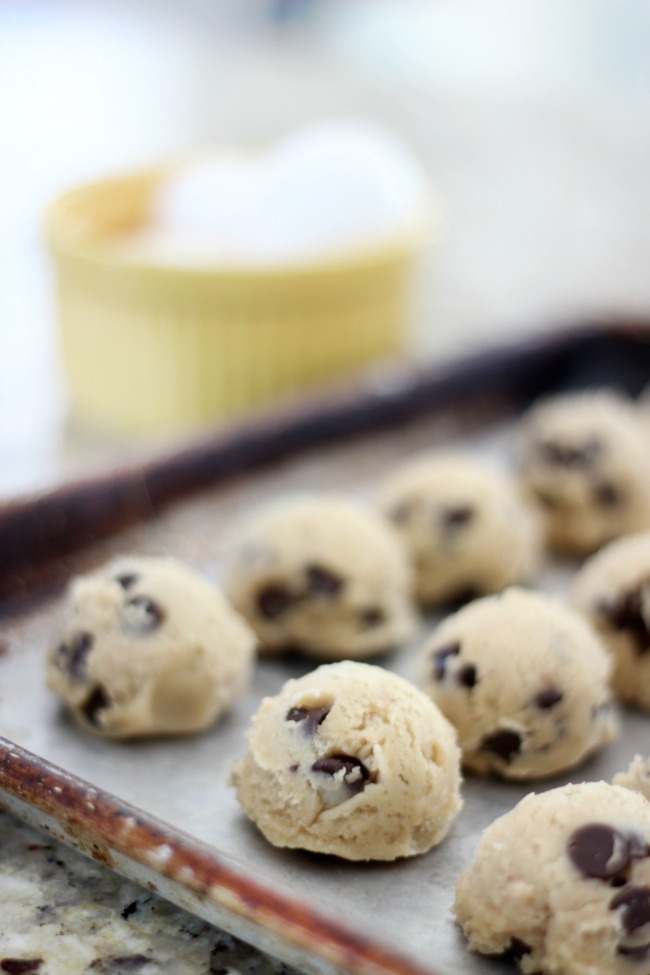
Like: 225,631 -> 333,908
594,482 -> 622,508
277,642 -> 309,656
502,939 -> 531,962
444,585 -> 481,609
597,584 -> 650,654
568,824 -> 631,879
81,685 -> 111,727
611,885 -> 650,959
286,706 -> 331,734
257,584 -> 294,620
67,632 -> 94,680
533,687 -> 563,709
289,763 -> 299,773
538,437 -> 602,467
432,642 -> 460,680
115,572 -> 139,590
124,595 -> 165,633
0,962 -> 43,974
305,565 -> 344,597
441,505 -> 475,531
610,886 -> 650,933
457,664 -> 477,688
360,606 -> 384,627
480,729 -> 522,762
618,944 -> 650,961
311,755 -> 369,795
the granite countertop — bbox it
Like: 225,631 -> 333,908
0,810 -> 299,975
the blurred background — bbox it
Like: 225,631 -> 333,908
2,0 -> 650,498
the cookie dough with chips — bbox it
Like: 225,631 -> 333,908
417,588 -> 617,779
455,782 -> 650,975
517,391 -> 650,555
225,495 -> 416,660
572,531 -> 650,710
47,555 -> 255,738
232,661 -> 462,861
379,453 -> 541,606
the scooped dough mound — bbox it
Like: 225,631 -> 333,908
225,495 -> 416,660
47,555 -> 255,738
517,391 -> 650,555
572,531 -> 650,710
417,588 -> 617,779
379,453 -> 542,605
455,782 -> 650,975
232,661 -> 462,861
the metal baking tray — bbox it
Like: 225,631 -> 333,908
1,322 -> 650,975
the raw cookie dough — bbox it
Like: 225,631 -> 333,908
614,756 -> 650,801
517,390 -> 650,555
417,588 -> 617,779
225,495 -> 416,660
572,531 -> 650,710
455,782 -> 650,975
378,453 -> 542,605
47,555 -> 256,738
232,661 -> 462,861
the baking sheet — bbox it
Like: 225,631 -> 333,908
1,406 -> 648,975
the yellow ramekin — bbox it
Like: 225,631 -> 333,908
46,163 -> 430,437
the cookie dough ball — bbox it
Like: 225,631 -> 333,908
572,532 -> 650,710
417,588 -> 617,779
455,782 -> 650,975
232,661 -> 462,861
225,495 -> 416,660
517,391 -> 650,555
614,756 -> 650,801
379,453 -> 541,606
47,556 -> 256,738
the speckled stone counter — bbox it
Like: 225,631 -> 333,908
0,810 -> 300,975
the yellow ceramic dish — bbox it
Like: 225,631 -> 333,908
46,164 -> 430,437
